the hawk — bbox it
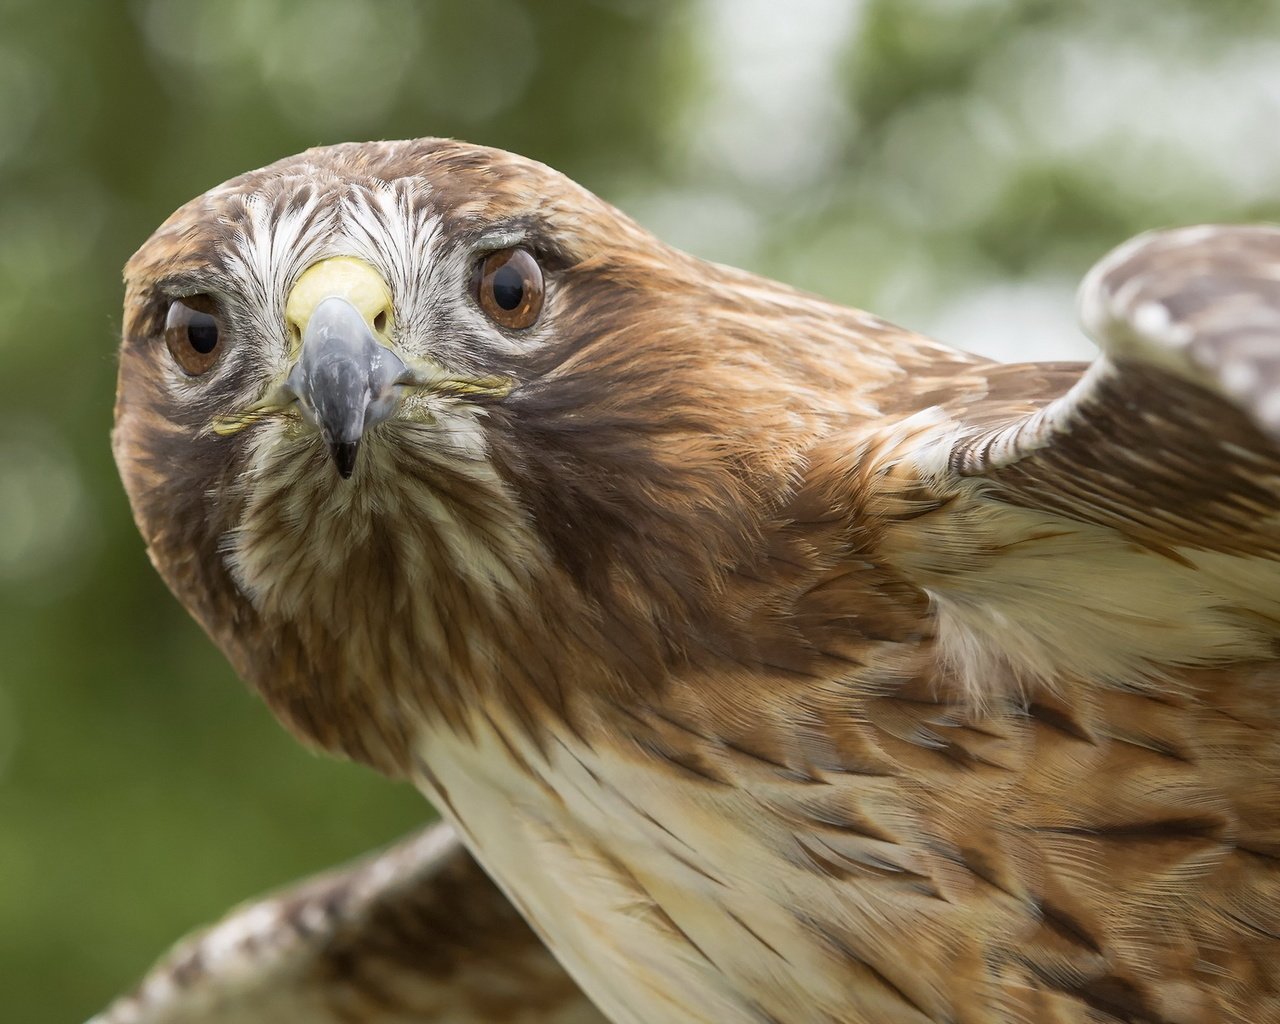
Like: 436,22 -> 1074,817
101,139 -> 1280,1024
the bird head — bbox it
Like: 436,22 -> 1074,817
113,139 -> 909,768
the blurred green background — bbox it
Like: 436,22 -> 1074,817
5,0 -> 1280,1020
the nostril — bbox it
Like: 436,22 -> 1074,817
373,309 -> 388,333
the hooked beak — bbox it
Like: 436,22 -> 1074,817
283,258 -> 407,479
210,254 -> 516,470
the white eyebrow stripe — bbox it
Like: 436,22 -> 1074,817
211,188 -> 336,396
340,181 -> 445,319
474,229 -> 527,251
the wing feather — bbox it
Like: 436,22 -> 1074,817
949,226 -> 1280,560
731,225 -> 1280,1019
90,822 -> 604,1024
836,225 -> 1280,700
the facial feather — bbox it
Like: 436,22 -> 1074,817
116,139 -> 938,769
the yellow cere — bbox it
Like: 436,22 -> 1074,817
284,256 -> 395,356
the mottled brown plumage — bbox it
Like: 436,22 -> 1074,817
106,140 -> 1280,1023
93,823 -> 604,1024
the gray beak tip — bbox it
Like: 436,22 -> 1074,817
330,440 -> 360,479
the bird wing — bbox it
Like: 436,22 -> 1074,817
90,821 -> 604,1024
581,225 -> 1280,1022
838,224 -> 1280,702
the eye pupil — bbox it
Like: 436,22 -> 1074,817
186,312 -> 219,354
491,264 -> 525,311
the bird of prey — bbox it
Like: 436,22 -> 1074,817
101,138 -> 1280,1024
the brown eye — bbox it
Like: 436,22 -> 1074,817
476,248 -> 544,329
164,295 -> 223,375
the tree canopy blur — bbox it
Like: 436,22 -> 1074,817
4,1 -> 1280,1020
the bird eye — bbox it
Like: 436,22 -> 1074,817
164,295 -> 224,375
476,248 -> 544,330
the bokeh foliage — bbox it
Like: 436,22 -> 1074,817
3,1 -> 1280,1020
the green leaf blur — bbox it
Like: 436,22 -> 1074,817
3,1 -> 1280,1020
